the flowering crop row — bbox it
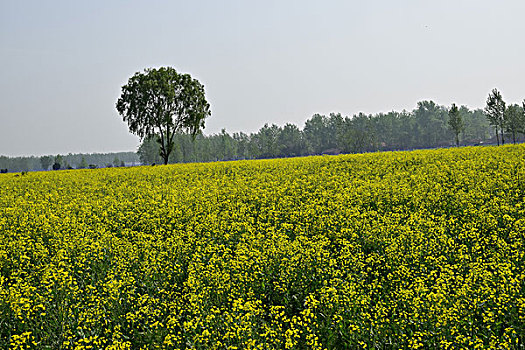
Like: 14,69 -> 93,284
1,145 -> 524,349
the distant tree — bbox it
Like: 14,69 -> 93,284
324,113 -> 343,151
303,114 -> 330,154
232,132 -> 251,159
374,110 -> 414,150
522,99 -> 525,138
113,157 -> 121,167
448,103 -> 464,146
277,123 -> 304,157
346,113 -> 376,153
138,135 -> 163,165
116,67 -> 211,165
461,107 -> 491,142
218,128 -> 235,160
485,88 -> 506,145
170,136 -> 184,163
40,155 -> 53,170
77,157 -> 88,169
52,155 -> 63,170
413,101 -> 448,148
326,113 -> 346,151
523,99 -> 525,132
254,124 -> 282,158
505,104 -> 524,143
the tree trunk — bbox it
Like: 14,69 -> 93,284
159,143 -> 169,165
157,128 -> 168,164
456,133 -> 459,147
495,126 -> 500,146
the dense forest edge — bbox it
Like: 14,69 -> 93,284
2,98 -> 524,172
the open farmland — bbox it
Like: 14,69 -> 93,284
1,145 -> 525,349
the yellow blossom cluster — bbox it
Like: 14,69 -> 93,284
1,145 -> 524,349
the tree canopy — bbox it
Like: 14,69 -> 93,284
135,101 -> 505,165
116,67 -> 211,164
448,103 -> 464,146
485,88 -> 506,145
505,104 -> 525,144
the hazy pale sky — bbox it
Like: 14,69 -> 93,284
1,0 -> 524,156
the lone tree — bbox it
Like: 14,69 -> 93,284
116,67 -> 211,165
484,88 -> 506,145
448,103 -> 464,146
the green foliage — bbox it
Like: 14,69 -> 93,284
136,101 -> 497,164
448,103 -> 464,146
52,154 -> 63,170
77,157 -> 88,169
39,155 -> 53,170
485,88 -> 506,145
303,114 -> 330,154
414,101 -> 449,147
54,154 -> 63,166
254,123 -> 282,158
138,135 -> 163,165
116,67 -> 211,165
461,107 -> 491,141
278,123 -> 304,157
505,104 -> 525,143
0,153 -> 139,173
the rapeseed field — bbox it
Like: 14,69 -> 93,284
1,145 -> 524,349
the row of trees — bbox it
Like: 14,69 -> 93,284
137,99 -> 521,164
4,75 -> 524,171
117,68 -> 525,165
0,152 -> 139,173
447,88 -> 525,147
483,88 -> 525,145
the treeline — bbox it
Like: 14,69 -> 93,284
2,94 -> 524,171
0,152 -> 140,173
138,100 -> 523,164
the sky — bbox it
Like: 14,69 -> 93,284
1,0 -> 525,157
